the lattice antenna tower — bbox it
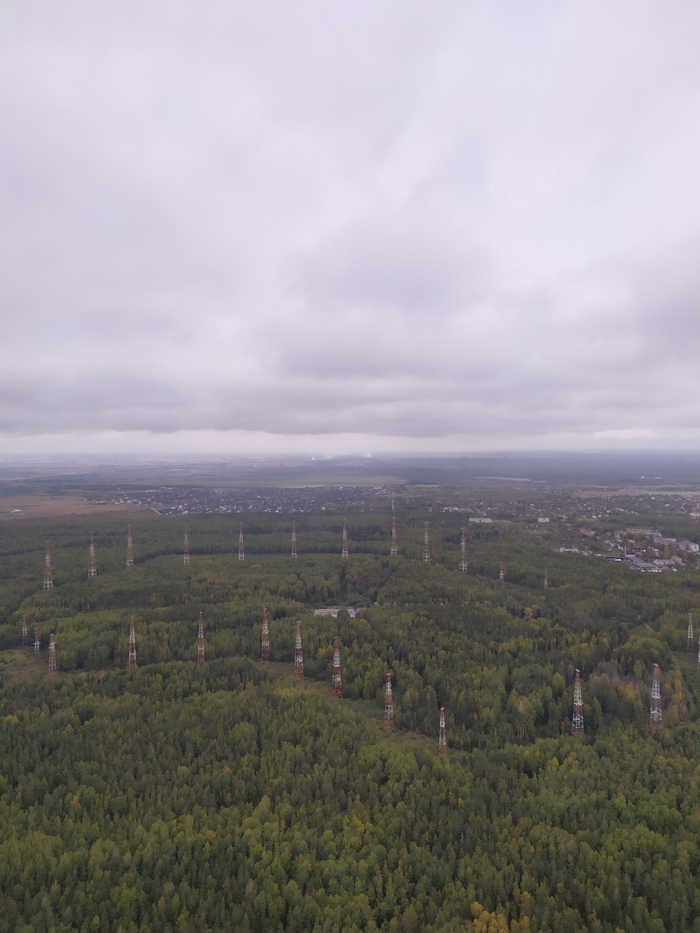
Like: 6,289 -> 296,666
294,620 -> 304,678
238,523 -> 245,561
423,522 -> 430,564
88,531 -> 97,578
291,522 -> 298,559
688,613 -> 694,653
439,706 -> 447,756
572,669 -> 584,737
384,672 -> 394,725
261,607 -> 270,662
34,627 -> 40,656
342,519 -> 348,559
48,633 -> 57,679
499,561 -> 505,581
197,611 -> 205,665
697,632 -> 700,673
43,539 -> 53,590
127,616 -> 137,669
459,527 -> 467,573
184,527 -> 190,566
21,615 -> 28,646
126,525 -> 134,567
391,516 -> 398,557
331,635 -> 342,698
650,663 -> 662,730
544,570 -> 548,590
691,496 -> 700,524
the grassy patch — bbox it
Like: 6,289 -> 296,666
0,647 -> 46,685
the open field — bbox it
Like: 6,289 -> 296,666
3,451 -> 700,492
0,647 -> 45,686
0,494 -> 148,522
572,487 -> 700,498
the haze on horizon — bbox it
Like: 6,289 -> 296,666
2,2 -> 700,457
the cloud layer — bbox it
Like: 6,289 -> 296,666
2,1 -> 700,452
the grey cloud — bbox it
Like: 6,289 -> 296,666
2,2 -> 700,450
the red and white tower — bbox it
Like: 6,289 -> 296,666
238,523 -> 245,561
43,539 -> 53,590
126,525 -> 134,567
688,613 -> 694,653
342,520 -> 348,559
261,607 -> 270,662
197,611 -> 205,665
127,616 -> 137,669
21,615 -> 28,646
391,517 -> 397,557
423,522 -> 430,564
384,672 -> 394,725
331,635 -> 342,698
650,663 -> 662,730
291,522 -> 298,559
184,527 -> 190,566
459,527 -> 467,573
572,669 -> 584,737
88,531 -> 97,578
499,562 -> 505,581
439,706 -> 447,755
544,570 -> 549,590
48,633 -> 57,679
294,620 -> 304,678
691,496 -> 700,524
34,626 -> 40,656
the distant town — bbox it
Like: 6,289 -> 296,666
562,526 -> 700,572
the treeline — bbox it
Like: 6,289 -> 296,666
0,511 -> 503,602
1,519 -> 698,747
2,511 -> 700,930
2,660 -> 700,932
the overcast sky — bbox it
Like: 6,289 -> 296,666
2,2 -> 700,455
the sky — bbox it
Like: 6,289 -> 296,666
2,1 -> 700,456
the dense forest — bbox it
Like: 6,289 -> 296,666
2,504 -> 700,932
